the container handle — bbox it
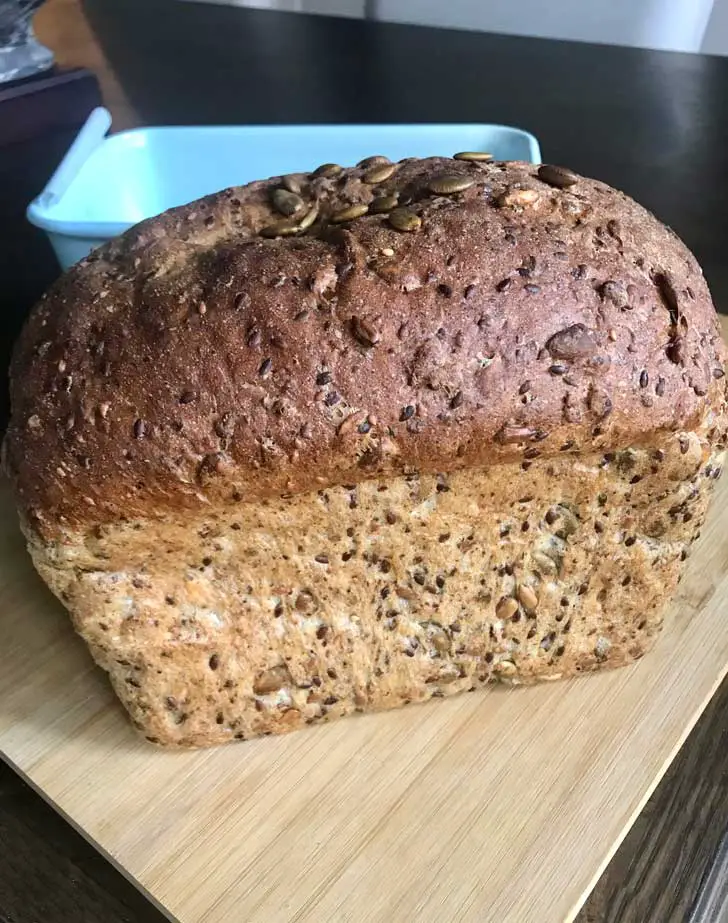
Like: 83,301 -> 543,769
38,107 -> 112,208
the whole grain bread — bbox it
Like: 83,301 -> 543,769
6,158 -> 725,535
5,156 -> 727,746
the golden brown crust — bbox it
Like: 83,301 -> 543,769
5,158 -> 727,541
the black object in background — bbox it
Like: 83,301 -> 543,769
0,67 -> 101,431
83,0 -> 728,315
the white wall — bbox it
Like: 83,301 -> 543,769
188,0 -> 365,16
702,0 -> 728,53
186,0 -> 726,54
372,0 -> 715,53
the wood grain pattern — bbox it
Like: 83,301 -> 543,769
1,463 -> 727,923
3,676 -> 727,923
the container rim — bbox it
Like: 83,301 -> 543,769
26,203 -> 131,239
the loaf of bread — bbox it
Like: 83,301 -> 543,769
5,156 -> 727,747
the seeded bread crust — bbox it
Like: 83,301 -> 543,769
5,158 -> 726,539
5,157 -> 728,747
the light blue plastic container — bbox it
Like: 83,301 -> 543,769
27,107 -> 541,270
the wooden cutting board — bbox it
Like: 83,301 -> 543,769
1,468 -> 728,923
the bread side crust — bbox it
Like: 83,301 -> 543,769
27,430 -> 723,747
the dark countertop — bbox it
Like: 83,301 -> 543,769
2,2 -> 728,920
83,0 -> 728,310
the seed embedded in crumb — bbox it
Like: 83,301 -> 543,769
497,187 -> 539,208
517,585 -> 539,611
253,664 -> 291,695
495,597 -> 519,620
351,316 -> 381,348
495,660 -> 517,676
295,591 -> 316,612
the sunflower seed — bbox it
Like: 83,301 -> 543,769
517,585 -> 539,611
254,664 -> 291,694
357,155 -> 390,169
427,173 -> 475,195
370,194 -> 399,214
272,188 -> 304,217
496,424 -> 538,444
453,151 -> 493,162
495,597 -> 519,620
363,163 -> 397,184
351,316 -> 381,347
388,207 -> 421,232
532,551 -> 558,575
311,163 -> 343,179
423,622 -> 451,654
546,324 -> 597,359
331,203 -> 369,223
